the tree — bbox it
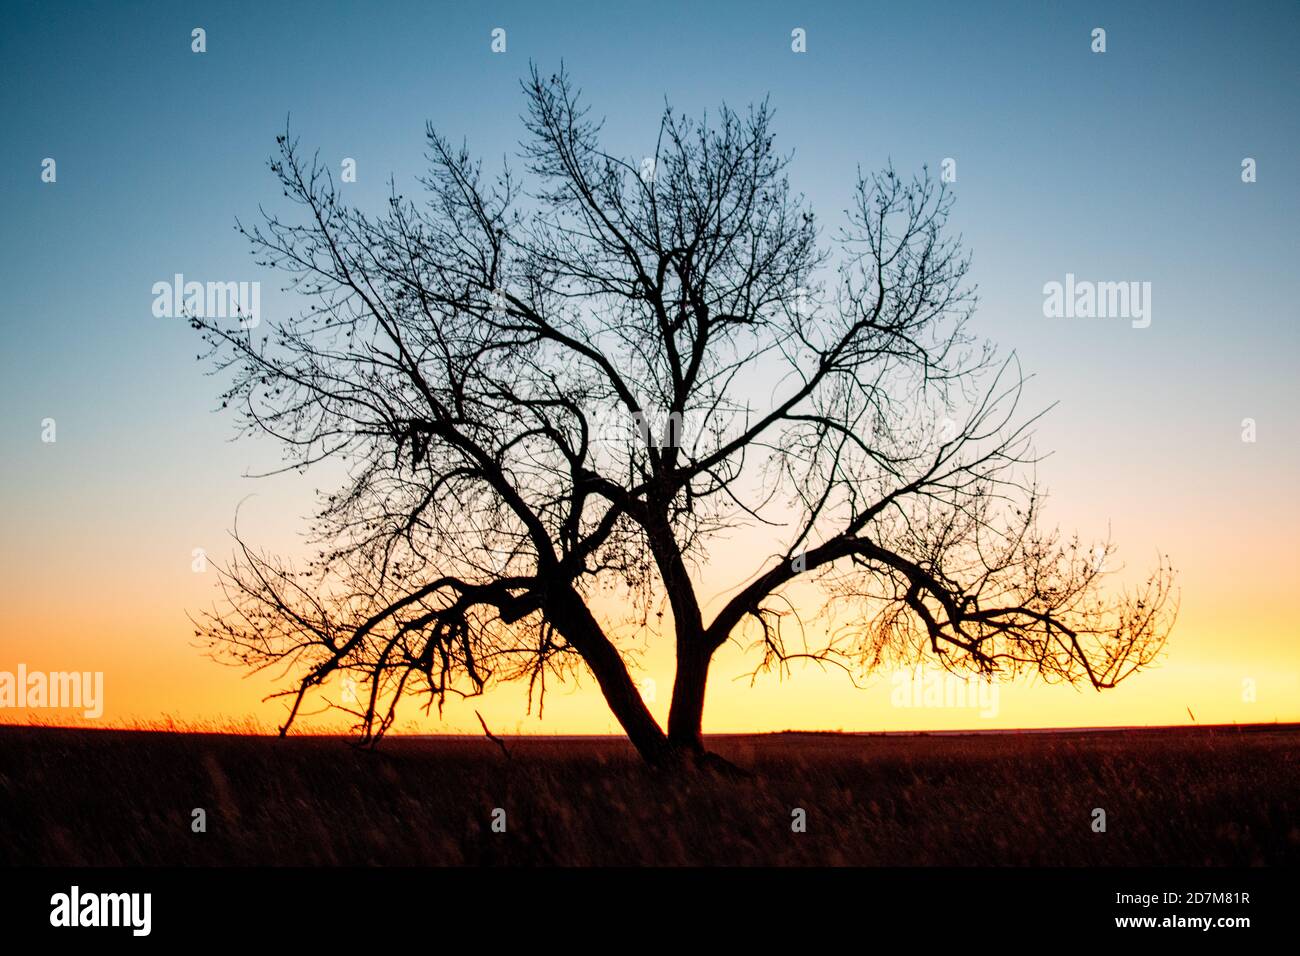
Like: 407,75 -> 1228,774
191,66 -> 1175,768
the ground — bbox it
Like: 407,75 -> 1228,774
1,724 -> 1295,865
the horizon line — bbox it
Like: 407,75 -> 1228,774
2,720 -> 1296,739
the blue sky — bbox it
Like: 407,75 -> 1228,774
2,1 -> 1297,730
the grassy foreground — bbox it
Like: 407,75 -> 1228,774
1,724 -> 1295,865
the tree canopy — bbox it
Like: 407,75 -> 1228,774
192,66 -> 1176,766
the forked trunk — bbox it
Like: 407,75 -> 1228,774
594,639 -> 744,774
549,587 -> 724,769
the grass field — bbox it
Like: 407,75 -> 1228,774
1,724 -> 1295,866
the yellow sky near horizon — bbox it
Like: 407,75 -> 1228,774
2,475 -> 1297,736
2,344 -> 1297,739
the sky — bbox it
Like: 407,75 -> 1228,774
1,0 -> 1297,735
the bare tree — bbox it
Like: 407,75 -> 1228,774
191,66 -> 1175,768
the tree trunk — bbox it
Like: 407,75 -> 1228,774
545,588 -> 673,766
588,642 -> 674,766
667,641 -> 711,753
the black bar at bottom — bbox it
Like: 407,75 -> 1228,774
0,866 -> 1284,943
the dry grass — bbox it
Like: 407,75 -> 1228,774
1,724 -> 1295,865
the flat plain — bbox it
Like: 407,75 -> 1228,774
1,724 -> 1294,866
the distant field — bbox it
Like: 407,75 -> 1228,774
1,725 -> 1295,865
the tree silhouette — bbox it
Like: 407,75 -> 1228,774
192,67 -> 1175,768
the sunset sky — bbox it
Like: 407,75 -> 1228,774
2,0 -> 1297,736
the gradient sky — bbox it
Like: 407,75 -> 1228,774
2,0 -> 1297,735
